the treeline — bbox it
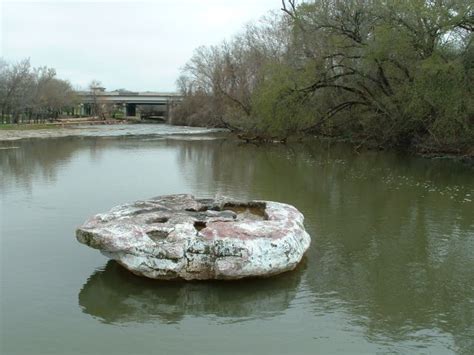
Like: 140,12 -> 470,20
175,0 -> 473,154
0,58 -> 78,124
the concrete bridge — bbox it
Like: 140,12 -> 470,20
77,88 -> 182,120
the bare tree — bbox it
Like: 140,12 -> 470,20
0,58 -> 32,123
0,58 -> 78,123
88,80 -> 106,119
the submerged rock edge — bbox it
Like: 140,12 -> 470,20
76,194 -> 311,280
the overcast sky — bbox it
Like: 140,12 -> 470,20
1,0 -> 281,91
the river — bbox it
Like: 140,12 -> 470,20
1,124 -> 473,354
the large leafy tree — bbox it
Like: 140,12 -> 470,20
176,0 -> 473,153
282,0 -> 473,150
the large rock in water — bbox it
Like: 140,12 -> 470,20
76,194 -> 311,280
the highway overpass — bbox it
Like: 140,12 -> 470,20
77,89 -> 182,119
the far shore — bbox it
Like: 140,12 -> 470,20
0,117 -> 154,141
0,117 -> 144,130
1,119 -> 471,165
0,119 -> 224,142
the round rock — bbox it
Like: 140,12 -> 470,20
76,194 -> 311,280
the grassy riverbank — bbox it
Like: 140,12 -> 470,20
0,118 -> 134,131
0,123 -> 60,130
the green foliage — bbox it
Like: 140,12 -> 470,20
177,0 -> 473,154
251,62 -> 315,137
0,123 -> 59,130
408,55 -> 473,147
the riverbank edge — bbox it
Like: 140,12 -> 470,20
208,124 -> 474,163
1,121 -> 472,165
0,118 -> 144,130
172,115 -> 474,161
0,122 -> 228,142
310,135 -> 473,166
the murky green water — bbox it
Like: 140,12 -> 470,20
1,125 -> 473,354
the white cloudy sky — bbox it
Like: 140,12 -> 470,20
1,0 -> 281,91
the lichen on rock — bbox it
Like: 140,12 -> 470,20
76,194 -> 311,280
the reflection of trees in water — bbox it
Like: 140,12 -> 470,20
2,135 -> 472,350
309,220 -> 474,353
175,138 -> 474,352
1,139 -> 73,191
78,260 -> 303,325
0,136 -> 169,193
0,137 -> 109,193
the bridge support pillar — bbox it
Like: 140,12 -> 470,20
167,100 -> 176,124
122,103 -> 127,118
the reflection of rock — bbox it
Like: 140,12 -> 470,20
78,260 -> 304,324
76,194 -> 311,280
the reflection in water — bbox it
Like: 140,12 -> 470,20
0,132 -> 225,194
0,138 -> 84,192
0,137 -> 134,193
2,128 -> 473,354
79,260 -> 303,325
175,139 -> 474,353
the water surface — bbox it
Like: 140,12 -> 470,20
1,125 -> 473,354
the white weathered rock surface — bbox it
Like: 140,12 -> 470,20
76,194 -> 311,280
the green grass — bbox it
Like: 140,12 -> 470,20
0,123 -> 60,130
